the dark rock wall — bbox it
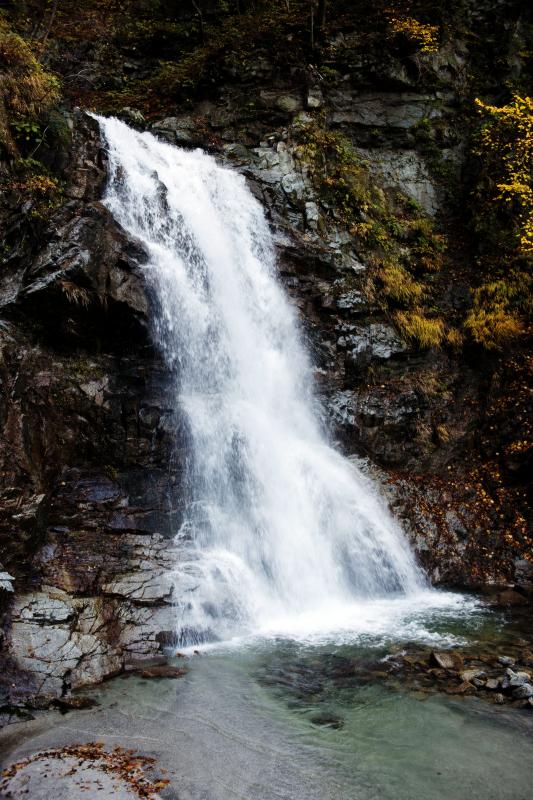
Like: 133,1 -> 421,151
0,113 -> 183,700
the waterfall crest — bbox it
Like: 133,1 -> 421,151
97,116 -> 425,644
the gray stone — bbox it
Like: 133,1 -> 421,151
0,755 -> 140,800
330,91 -> 442,129
305,201 -> 320,230
508,669 -> 532,688
102,571 -> 174,604
335,290 -> 369,313
0,569 -> 15,592
513,683 -> 533,699
14,593 -> 75,624
118,107 -> 145,127
281,172 -> 307,204
357,147 -> 439,215
460,669 -> 485,682
152,115 -> 196,132
345,323 -> 407,368
429,651 -> 462,671
223,143 -> 256,162
152,115 -> 197,144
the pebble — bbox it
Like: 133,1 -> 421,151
460,669 -> 485,682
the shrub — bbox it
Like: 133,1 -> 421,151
394,310 -> 445,348
0,18 -> 60,153
380,263 -> 425,305
474,94 -> 533,257
464,306 -> 523,350
386,12 -> 439,53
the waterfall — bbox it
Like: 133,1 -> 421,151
97,116 -> 426,645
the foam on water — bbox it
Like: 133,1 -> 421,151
97,115 -> 472,646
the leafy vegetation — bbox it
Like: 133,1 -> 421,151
393,311 -> 445,348
386,11 -> 439,54
474,95 -> 532,257
0,16 -> 60,155
466,94 -> 532,349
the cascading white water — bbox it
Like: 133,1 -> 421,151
97,115 -> 429,645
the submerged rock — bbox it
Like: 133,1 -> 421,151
309,713 -> 345,729
139,665 -> 188,679
429,651 -> 464,671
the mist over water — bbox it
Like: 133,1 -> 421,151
97,115 -> 466,646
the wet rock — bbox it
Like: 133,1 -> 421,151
281,171 -> 307,205
512,684 -> 533,699
493,590 -> 529,607
429,651 -> 463,671
53,695 -> 99,711
139,665 -> 188,679
309,713 -> 344,729
498,655 -> 515,666
102,571 -> 175,604
343,323 -> 407,373
503,669 -> 532,689
151,115 -> 197,144
452,681 -> 476,695
0,744 -> 166,800
514,559 -> 533,595
460,669 -> 486,683
118,107 -> 145,128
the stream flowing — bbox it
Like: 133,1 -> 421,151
97,115 -> 469,648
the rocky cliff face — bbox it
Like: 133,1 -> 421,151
0,113 -> 185,702
0,1 -> 531,706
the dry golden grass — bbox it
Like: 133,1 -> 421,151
380,263 -> 425,306
394,310 -> 445,348
464,306 -> 523,349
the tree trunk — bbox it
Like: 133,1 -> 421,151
317,0 -> 326,34
192,1 -> 205,45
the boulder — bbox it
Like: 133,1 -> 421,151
513,684 -> 533,699
429,651 -> 463,671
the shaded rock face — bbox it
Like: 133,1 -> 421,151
0,112 -> 183,702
